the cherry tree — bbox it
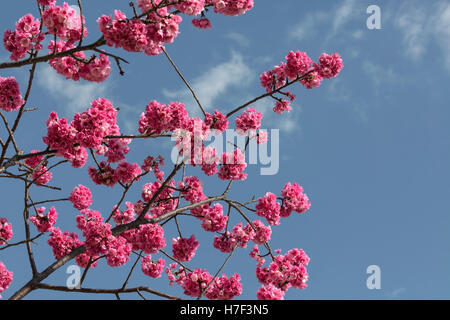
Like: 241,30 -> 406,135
0,0 -> 343,300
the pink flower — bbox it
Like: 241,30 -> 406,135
192,18 -> 212,29
3,14 -> 44,61
255,192 -> 281,226
172,234 -> 200,262
48,227 -> 82,260
252,220 -> 272,244
273,100 -> 292,114
0,218 -> 13,245
141,255 -> 165,278
138,100 -> 190,135
218,148 -> 247,181
235,107 -> 262,134
200,147 -> 219,176
112,202 -> 136,225
114,161 -> 142,184
0,76 -> 24,112
280,182 -> 311,217
213,232 -> 237,253
212,0 -> 254,16
256,284 -> 285,300
89,161 -> 118,187
300,70 -> 322,89
179,176 -> 205,203
42,3 -> 87,44
204,110 -> 228,133
0,262 -> 13,299
231,222 -> 255,248
132,224 -> 166,254
314,52 -> 343,79
284,50 -> 312,80
37,0 -> 56,6
201,203 -> 228,232
30,206 -> 58,232
205,273 -> 242,300
69,185 -> 93,210
178,268 -> 213,297
105,236 -> 132,267
256,248 -> 310,292
176,0 -> 206,16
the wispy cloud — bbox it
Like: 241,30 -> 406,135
290,0 -> 360,43
37,65 -> 108,115
394,0 -> 450,71
163,51 -> 253,116
362,60 -> 399,88
225,32 -> 250,47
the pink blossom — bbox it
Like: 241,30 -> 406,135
114,161 -> 142,184
300,70 -> 322,89
280,182 -> 311,217
0,262 -> 13,299
178,268 -> 213,297
314,52 -> 343,79
103,138 -> 131,163
256,131 -> 268,144
285,50 -> 312,80
88,161 -> 118,187
0,218 -> 13,245
172,234 -> 200,262
48,40 -> 85,81
131,223 -> 166,254
176,0 -> 206,16
47,227 -> 82,259
141,180 -> 178,217
3,14 -> 44,61
105,236 -> 132,267
75,252 -> 99,269
218,148 -> 247,181
112,202 -> 136,225
78,52 -> 112,82
256,248 -> 310,292
252,220 -> 272,244
256,284 -> 285,300
0,76 -> 24,112
138,100 -> 190,135
30,206 -> 58,232
235,107 -> 262,134
69,185 -> 93,210
204,110 -> 228,133
192,18 -> 212,29
98,10 -> 148,52
212,0 -> 254,16
37,0 -> 56,6
213,232 -> 237,253
201,203 -> 228,232
273,100 -> 292,114
231,222 -> 255,248
179,176 -> 205,203
141,255 -> 165,278
200,147 -> 219,176
255,192 -> 281,225
205,273 -> 242,300
42,3 -> 87,44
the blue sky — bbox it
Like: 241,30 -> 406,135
1,0 -> 450,300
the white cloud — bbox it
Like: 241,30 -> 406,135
290,0 -> 360,42
163,51 -> 253,116
225,32 -> 250,47
37,65 -> 108,115
362,60 -> 399,87
395,0 -> 450,71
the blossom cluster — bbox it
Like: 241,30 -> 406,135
24,150 -> 53,185
30,207 -> 58,232
0,218 -> 13,245
0,76 -> 24,112
3,14 -> 44,61
255,182 -> 311,226
42,3 -> 87,44
254,248 -> 310,299
0,262 -> 13,299
260,50 -> 343,114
